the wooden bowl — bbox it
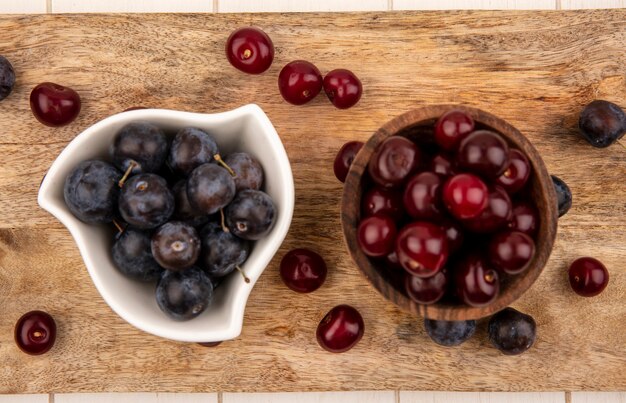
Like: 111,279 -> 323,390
341,105 -> 558,321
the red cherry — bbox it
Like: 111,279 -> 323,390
568,257 -> 609,297
278,60 -> 322,105
323,69 -> 362,109
429,153 -> 457,177
455,254 -> 499,307
405,270 -> 447,305
333,141 -> 364,183
442,173 -> 489,220
361,187 -> 404,221
403,171 -> 443,220
197,341 -> 222,347
316,305 -> 364,353
508,201 -> 539,237
30,82 -> 81,127
279,248 -> 327,293
456,130 -> 510,179
434,110 -> 475,151
14,310 -> 56,355
496,149 -> 531,194
462,186 -> 512,234
395,221 -> 448,278
368,136 -> 422,188
488,230 -> 535,274
357,215 -> 397,257
225,27 -> 274,74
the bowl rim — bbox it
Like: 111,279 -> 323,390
341,104 -> 558,321
38,104 -> 295,342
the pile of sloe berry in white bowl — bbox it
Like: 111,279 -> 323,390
38,104 -> 294,343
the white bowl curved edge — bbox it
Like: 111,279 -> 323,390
38,104 -> 294,342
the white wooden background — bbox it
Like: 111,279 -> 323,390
1,0 -> 624,402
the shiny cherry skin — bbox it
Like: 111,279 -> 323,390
225,27 -> 274,74
316,305 -> 364,353
488,230 -> 535,274
403,172 -> 443,220
357,215 -> 397,257
430,153 -> 457,177
508,201 -> 539,236
434,110 -> 475,151
442,173 -> 489,220
441,219 -> 464,253
278,60 -> 322,105
579,100 -> 626,148
568,257 -> 609,297
395,221 -> 449,278
361,187 -> 404,221
405,270 -> 447,304
334,141 -> 364,182
496,149 -> 531,194
457,130 -> 510,179
455,253 -> 499,307
30,82 -> 81,127
14,310 -> 56,355
463,186 -> 512,234
280,248 -> 327,293
323,69 -> 362,109
368,136 -> 421,188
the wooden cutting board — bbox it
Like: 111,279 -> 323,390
0,10 -> 624,394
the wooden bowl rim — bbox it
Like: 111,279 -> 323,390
341,104 -> 558,321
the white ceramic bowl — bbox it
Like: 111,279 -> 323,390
38,104 -> 294,342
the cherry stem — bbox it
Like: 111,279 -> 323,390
112,219 -> 126,234
118,161 -> 137,188
220,208 -> 230,233
236,265 -> 250,283
214,154 -> 236,177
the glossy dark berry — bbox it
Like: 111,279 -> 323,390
199,222 -> 250,278
568,257 -> 609,297
442,173 -> 489,220
0,55 -> 16,101
368,136 -> 421,188
455,253 -> 499,307
225,189 -> 276,240
429,153 -> 456,177
168,127 -> 218,176
496,149 -> 531,194
280,248 -> 327,293
457,130 -> 510,179
424,319 -> 476,347
14,310 -> 56,355
579,100 -> 626,148
334,141 -> 364,183
316,305 -> 364,353
462,186 -> 512,234
488,307 -> 536,355
508,201 -> 539,236
357,215 -> 397,257
405,270 -> 447,305
112,229 -> 164,282
396,221 -> 448,278
187,164 -> 236,215
156,266 -> 213,321
361,187 -> 403,221
30,82 -> 81,126
434,110 -> 475,151
226,27 -> 274,74
118,173 -> 174,229
278,60 -> 322,105
441,219 -> 464,254
64,160 -> 122,224
488,230 -> 535,275
171,180 -> 210,228
323,69 -> 362,109
403,172 -> 443,220
224,152 -> 264,191
551,175 -> 572,218
151,221 -> 200,271
111,121 -> 168,175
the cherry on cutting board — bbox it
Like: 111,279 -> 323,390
323,68 -> 362,109
568,257 -> 609,297
14,310 -> 56,355
278,60 -> 322,105
316,305 -> 364,353
280,248 -> 327,293
30,82 -> 81,127
226,27 -> 274,74
334,141 -> 364,183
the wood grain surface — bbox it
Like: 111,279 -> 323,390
0,11 -> 624,394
